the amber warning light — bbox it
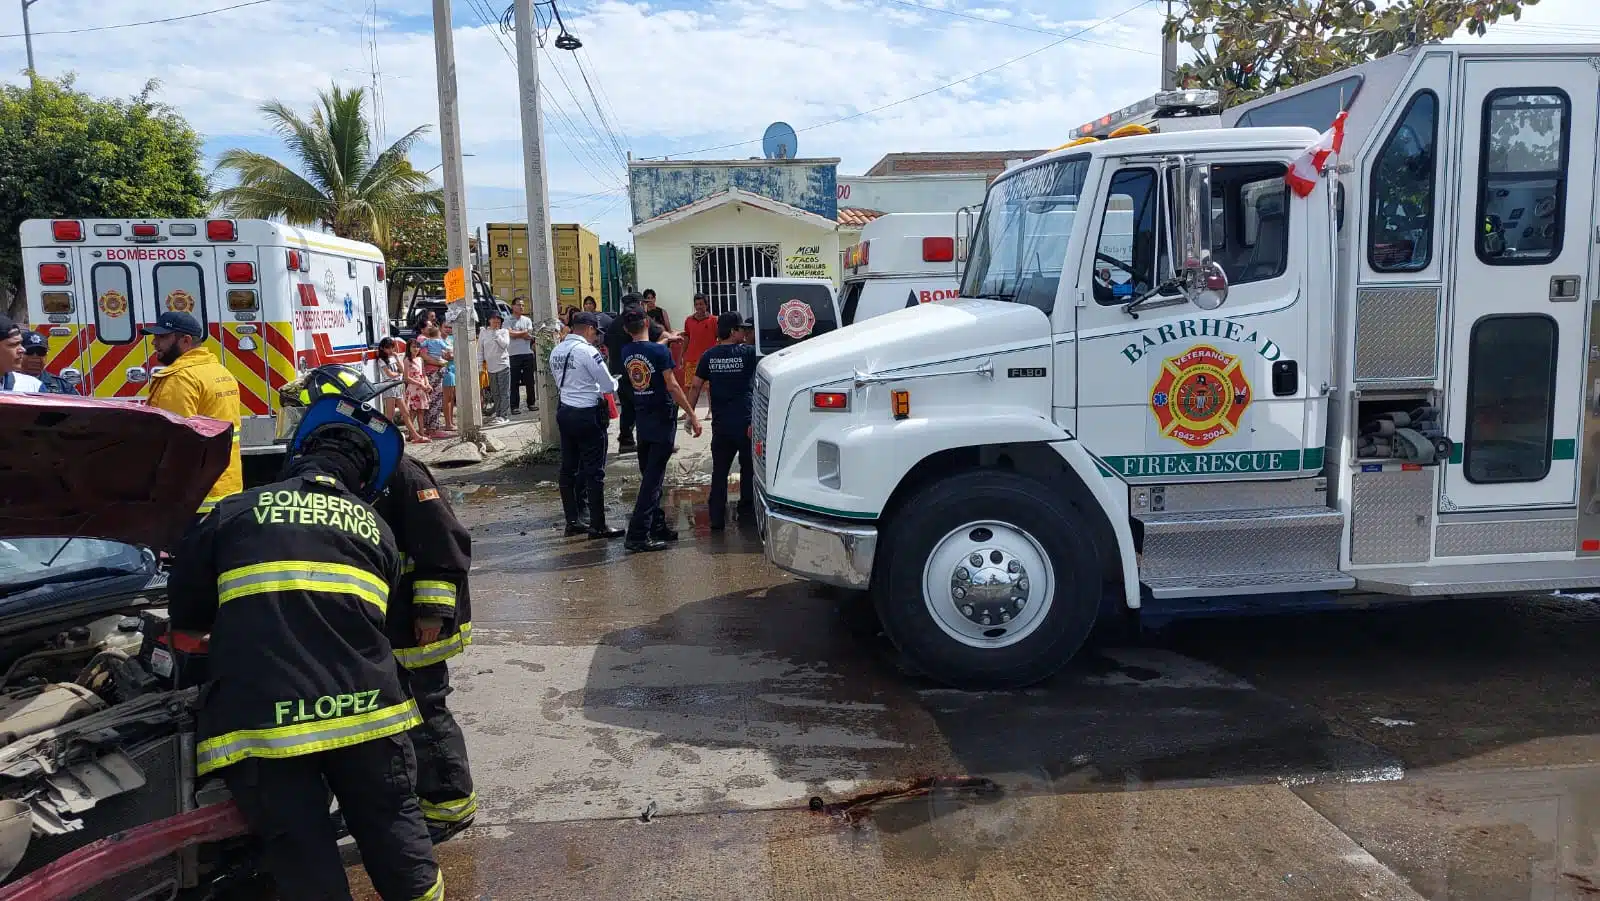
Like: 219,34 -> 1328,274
892,390 -> 911,420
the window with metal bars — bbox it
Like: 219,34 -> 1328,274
691,244 -> 780,315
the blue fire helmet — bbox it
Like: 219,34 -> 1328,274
288,394 -> 404,502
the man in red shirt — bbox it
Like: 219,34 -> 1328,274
679,292 -> 718,388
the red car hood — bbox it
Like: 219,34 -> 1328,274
0,394 -> 233,554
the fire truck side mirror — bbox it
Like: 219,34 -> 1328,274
1169,157 -> 1229,312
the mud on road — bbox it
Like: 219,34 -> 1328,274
351,470 -> 1600,900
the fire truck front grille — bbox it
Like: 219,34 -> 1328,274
752,372 -> 770,476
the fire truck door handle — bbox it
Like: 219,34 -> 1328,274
127,367 -> 149,384
1550,275 -> 1580,302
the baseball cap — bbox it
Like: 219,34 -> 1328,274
20,332 -> 47,355
144,311 -> 204,338
569,311 -> 600,330
0,315 -> 21,341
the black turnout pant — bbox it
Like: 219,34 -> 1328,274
628,437 -> 673,540
222,735 -> 441,901
508,353 -> 536,411
407,661 -> 476,827
557,402 -> 608,527
710,432 -> 755,527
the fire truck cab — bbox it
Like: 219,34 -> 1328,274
753,43 -> 1600,688
21,219 -> 388,458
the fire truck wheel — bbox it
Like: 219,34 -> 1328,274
875,470 -> 1099,690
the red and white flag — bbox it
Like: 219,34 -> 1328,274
1284,110 -> 1347,198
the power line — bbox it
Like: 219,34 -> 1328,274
0,0 -> 274,39
462,0 -> 625,190
523,3 -> 630,169
579,46 -> 632,157
643,0 -> 1157,160
883,0 -> 1159,55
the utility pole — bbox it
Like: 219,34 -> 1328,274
1161,0 -> 1179,91
512,0 -> 562,448
431,0 -> 483,444
21,0 -> 42,77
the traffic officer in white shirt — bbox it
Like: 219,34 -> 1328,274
550,311 -> 624,539
0,316 -> 41,393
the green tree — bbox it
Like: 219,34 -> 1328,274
617,250 -> 636,292
0,75 -> 208,317
1168,0 -> 1538,107
213,85 -> 442,243
381,212 -> 448,317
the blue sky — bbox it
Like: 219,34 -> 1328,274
5,0 -> 1599,245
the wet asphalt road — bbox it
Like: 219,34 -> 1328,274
351,474 -> 1600,900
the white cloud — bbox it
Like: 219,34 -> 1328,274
3,0 -> 1598,244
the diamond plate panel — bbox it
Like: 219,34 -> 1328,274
1350,469 -> 1435,564
1355,287 -> 1440,382
1140,508 -> 1343,582
1436,518 -> 1574,556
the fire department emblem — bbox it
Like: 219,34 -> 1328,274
776,298 -> 815,339
1150,345 -> 1251,449
626,356 -> 654,392
97,289 -> 127,318
165,290 -> 195,314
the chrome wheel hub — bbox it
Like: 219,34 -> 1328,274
922,521 -> 1055,649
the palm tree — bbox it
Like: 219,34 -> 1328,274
213,85 -> 442,242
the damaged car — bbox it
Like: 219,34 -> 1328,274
0,393 -> 264,901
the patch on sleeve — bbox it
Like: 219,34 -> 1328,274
417,488 -> 440,502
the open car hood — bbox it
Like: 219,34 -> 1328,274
0,395 -> 233,555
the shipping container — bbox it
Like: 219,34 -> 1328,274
484,222 -> 602,314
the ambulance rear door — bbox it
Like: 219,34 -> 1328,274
747,277 -> 840,356
20,229 -> 91,391
137,249 -> 223,394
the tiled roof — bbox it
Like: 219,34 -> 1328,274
836,207 -> 885,228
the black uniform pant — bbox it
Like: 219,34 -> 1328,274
616,378 -> 636,445
710,432 -> 755,527
627,436 -> 673,540
407,661 -> 476,826
222,734 -> 441,901
557,403 -> 608,527
508,353 -> 536,411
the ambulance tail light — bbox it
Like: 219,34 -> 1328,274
227,289 -> 259,312
377,264 -> 386,282
41,291 -> 74,314
922,237 -> 956,263
93,224 -> 123,237
225,262 -> 256,284
38,263 -> 70,286
859,241 -> 869,267
286,250 -> 302,271
131,224 -> 159,238
51,220 -> 83,242
206,220 -> 237,242
168,223 -> 198,236
812,391 -> 849,411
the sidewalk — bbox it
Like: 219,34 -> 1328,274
407,405 -> 718,488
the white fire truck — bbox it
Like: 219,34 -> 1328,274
754,43 -> 1600,688
840,213 -> 966,325
20,219 -> 389,457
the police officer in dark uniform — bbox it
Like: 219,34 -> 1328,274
169,391 -> 443,901
19,332 -> 75,394
553,312 -> 626,538
377,450 -> 479,841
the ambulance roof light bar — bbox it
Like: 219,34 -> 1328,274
51,220 -> 83,242
206,220 -> 237,242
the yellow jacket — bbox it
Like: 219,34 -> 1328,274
148,347 -> 243,513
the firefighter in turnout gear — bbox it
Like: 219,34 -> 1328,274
377,454 -> 477,841
168,391 -> 444,901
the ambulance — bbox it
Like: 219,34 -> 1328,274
753,43 -> 1600,689
20,218 -> 388,459
839,213 -> 966,325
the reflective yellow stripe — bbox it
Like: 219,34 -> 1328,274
217,561 -> 389,616
195,699 -> 419,776
420,791 -> 478,824
410,870 -> 444,901
413,580 -> 457,610
395,622 -> 473,669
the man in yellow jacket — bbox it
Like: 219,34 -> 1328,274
146,311 -> 243,516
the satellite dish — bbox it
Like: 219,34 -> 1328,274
762,122 -> 798,160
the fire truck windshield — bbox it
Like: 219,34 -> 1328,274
960,155 -> 1088,315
